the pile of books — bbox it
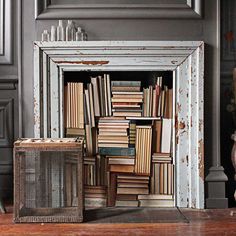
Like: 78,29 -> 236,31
96,155 -> 108,186
142,77 -> 173,118
90,74 -> 112,117
135,125 -> 152,175
115,175 -> 149,207
84,156 -> 96,186
97,118 -> 130,148
108,155 -> 135,173
151,153 -> 174,195
138,194 -> 174,207
84,186 -> 107,208
152,119 -> 172,153
64,73 -> 176,209
64,82 -> 84,136
111,81 -> 143,117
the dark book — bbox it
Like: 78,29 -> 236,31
107,172 -> 117,207
98,147 -> 135,156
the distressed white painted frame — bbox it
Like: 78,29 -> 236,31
34,41 -> 204,209
0,0 -> 12,64
35,0 -> 202,19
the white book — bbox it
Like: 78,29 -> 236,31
161,118 -> 172,153
91,77 -> 100,117
107,74 -> 112,116
139,199 -> 174,207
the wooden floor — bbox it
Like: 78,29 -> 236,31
0,206 -> 236,236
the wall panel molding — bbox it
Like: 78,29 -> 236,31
221,0 -> 236,62
0,99 -> 13,147
35,0 -> 203,19
0,0 -> 12,64
0,76 -> 18,90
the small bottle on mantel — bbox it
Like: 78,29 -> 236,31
66,20 -> 76,41
50,25 -> 56,41
42,30 -> 50,42
75,27 -> 82,41
57,20 -> 65,41
81,29 -> 88,41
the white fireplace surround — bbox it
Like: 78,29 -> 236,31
34,41 -> 204,209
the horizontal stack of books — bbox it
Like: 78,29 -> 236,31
108,156 -> 135,173
115,175 -> 149,207
138,194 -> 174,207
97,118 -> 130,148
84,186 -> 107,208
111,81 -> 143,117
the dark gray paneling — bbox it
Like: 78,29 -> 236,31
0,81 -> 18,199
0,0 -> 13,64
35,0 -> 203,19
0,0 -> 18,200
0,99 -> 13,147
222,0 -> 235,62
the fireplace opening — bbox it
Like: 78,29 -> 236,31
63,70 -> 175,210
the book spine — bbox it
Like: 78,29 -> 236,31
98,147 -> 135,156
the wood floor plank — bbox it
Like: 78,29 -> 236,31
0,205 -> 236,235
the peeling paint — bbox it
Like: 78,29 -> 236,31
179,121 -> 186,130
199,119 -> 204,132
54,60 -> 109,65
198,139 -> 204,180
176,103 -> 181,113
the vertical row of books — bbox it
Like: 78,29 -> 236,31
64,74 -> 174,208
143,77 -> 173,118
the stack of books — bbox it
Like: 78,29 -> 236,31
96,155 -> 108,186
84,186 -> 107,208
150,153 -> 174,195
138,194 -> 174,207
111,81 -> 143,117
142,77 -> 173,118
84,156 -> 96,186
108,155 -> 135,173
90,74 -> 112,117
135,125 -> 152,175
129,122 -> 136,147
152,153 -> 172,163
64,82 -> 84,136
115,175 -> 149,206
97,118 -> 130,148
152,119 -> 172,154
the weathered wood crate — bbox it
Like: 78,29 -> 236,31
13,138 -> 84,223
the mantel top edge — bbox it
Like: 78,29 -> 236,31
34,41 -> 204,49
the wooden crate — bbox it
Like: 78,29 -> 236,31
13,138 -> 84,223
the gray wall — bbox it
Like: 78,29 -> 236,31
0,0 -> 230,206
0,0 -> 19,198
